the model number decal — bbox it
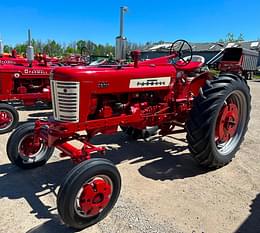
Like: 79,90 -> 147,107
0,60 -> 15,64
23,69 -> 49,75
129,77 -> 171,88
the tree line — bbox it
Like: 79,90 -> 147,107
218,33 -> 245,43
2,33 -> 257,57
3,39 -> 149,57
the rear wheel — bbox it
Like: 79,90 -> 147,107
57,158 -> 121,230
6,122 -> 54,169
186,73 -> 251,168
0,103 -> 19,134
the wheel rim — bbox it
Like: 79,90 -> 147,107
75,175 -> 113,218
215,90 -> 247,156
0,109 -> 14,131
18,133 -> 49,163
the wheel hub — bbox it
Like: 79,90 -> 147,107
79,179 -> 112,217
19,135 -> 42,157
216,103 -> 239,142
0,111 -> 13,128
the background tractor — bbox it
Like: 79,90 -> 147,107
7,40 -> 251,229
0,31 -> 55,134
0,31 -> 92,134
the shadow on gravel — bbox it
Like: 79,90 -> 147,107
235,194 -> 260,233
91,132 -> 209,181
0,131 -> 209,232
0,159 -> 75,232
26,218 -> 76,233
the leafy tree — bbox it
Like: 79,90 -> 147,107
3,45 -> 12,53
237,33 -> 244,41
76,40 -> 87,53
64,46 -> 74,54
43,40 -> 63,56
85,40 -> 96,54
219,33 -> 244,43
104,43 -> 114,55
31,39 -> 45,54
15,43 -> 27,54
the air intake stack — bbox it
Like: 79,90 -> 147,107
26,29 -> 34,66
115,6 -> 128,61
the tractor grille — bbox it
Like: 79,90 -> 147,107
50,80 -> 80,122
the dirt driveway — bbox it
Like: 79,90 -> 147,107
0,81 -> 260,233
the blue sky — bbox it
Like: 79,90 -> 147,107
0,0 -> 259,46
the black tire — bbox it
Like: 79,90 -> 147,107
186,73 -> 251,168
6,122 -> 54,169
0,103 -> 19,134
6,122 -> 32,157
57,158 -> 121,230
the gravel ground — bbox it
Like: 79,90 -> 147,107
0,80 -> 260,233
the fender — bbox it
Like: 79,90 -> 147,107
189,71 -> 214,96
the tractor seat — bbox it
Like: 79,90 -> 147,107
176,55 -> 205,72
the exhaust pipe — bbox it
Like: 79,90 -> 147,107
115,6 -> 128,61
26,29 -> 34,66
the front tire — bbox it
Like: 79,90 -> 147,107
0,103 -> 19,134
186,73 -> 251,168
57,158 -> 121,230
6,122 -> 54,169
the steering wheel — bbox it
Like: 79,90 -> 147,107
169,40 -> 193,66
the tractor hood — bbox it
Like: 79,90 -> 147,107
52,64 -> 176,94
52,65 -> 176,82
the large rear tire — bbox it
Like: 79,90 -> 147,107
186,73 -> 251,168
0,103 -> 19,134
6,122 -> 54,169
57,158 -> 121,230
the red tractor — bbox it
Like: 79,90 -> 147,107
7,40 -> 251,229
0,64 -> 52,133
0,31 -> 88,134
0,51 -> 54,134
0,31 -> 57,134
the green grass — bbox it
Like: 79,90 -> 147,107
254,74 -> 260,79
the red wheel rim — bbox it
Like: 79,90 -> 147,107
76,176 -> 112,217
215,103 -> 239,142
214,90 -> 247,156
0,110 -> 13,130
19,135 -> 42,158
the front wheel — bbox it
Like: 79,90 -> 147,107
6,122 -> 54,169
186,73 -> 251,168
0,103 -> 19,134
57,158 -> 121,230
